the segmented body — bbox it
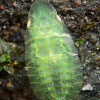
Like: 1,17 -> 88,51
25,0 -> 82,100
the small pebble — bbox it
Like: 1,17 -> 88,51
96,42 -> 100,50
13,2 -> 17,7
74,0 -> 81,6
75,42 -> 79,47
6,82 -> 14,88
82,84 -> 93,91
84,76 -> 88,80
0,5 -> 4,9
3,26 -> 6,29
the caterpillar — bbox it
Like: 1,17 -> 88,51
25,0 -> 82,100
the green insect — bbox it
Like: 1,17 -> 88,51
25,0 -> 82,100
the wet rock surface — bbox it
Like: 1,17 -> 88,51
0,0 -> 100,100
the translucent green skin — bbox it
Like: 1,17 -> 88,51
25,0 -> 82,100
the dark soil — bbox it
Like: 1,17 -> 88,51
0,0 -> 100,100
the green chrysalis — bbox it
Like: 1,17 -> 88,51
25,0 -> 82,100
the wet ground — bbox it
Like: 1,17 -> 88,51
0,0 -> 100,100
